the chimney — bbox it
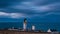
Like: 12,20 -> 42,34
23,18 -> 27,31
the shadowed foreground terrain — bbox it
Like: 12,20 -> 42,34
0,30 -> 59,34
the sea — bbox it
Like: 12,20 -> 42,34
0,22 -> 60,32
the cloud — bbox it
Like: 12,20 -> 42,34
10,13 -> 25,18
0,12 -> 9,16
0,0 -> 60,19
1,0 -> 59,18
11,1 -> 60,13
32,3 -> 60,12
0,0 -> 23,8
0,12 -> 26,18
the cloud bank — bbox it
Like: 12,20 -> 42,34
0,12 -> 26,18
0,0 -> 60,18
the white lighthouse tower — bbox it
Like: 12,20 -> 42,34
23,18 -> 27,31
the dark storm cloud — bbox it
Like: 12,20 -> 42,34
9,0 -> 60,16
0,0 -> 24,8
0,0 -> 60,19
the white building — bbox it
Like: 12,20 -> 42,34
32,25 -> 35,31
47,29 -> 52,32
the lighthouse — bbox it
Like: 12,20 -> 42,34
23,18 -> 27,31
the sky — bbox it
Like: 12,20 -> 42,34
0,0 -> 60,23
